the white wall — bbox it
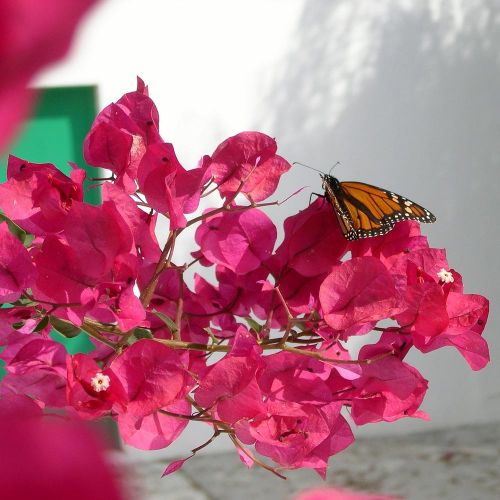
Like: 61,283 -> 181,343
37,0 -> 499,457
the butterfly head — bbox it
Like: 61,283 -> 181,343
320,173 -> 340,192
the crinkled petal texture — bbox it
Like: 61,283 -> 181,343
235,400 -> 353,476
258,351 -> 339,406
195,208 -> 277,275
273,198 -> 347,277
63,200 -> 135,280
211,131 -> 291,202
111,340 -> 193,418
0,336 -> 67,407
0,222 -> 36,303
396,282 -> 449,336
351,358 -> 429,424
0,156 -> 84,236
319,257 -> 400,332
110,340 -> 193,450
195,327 -> 265,424
137,143 -> 211,229
102,182 -> 161,262
31,199 -> 145,329
0,0 -> 97,153
351,220 -> 429,262
191,266 -> 272,322
416,292 -> 490,370
84,77 -> 162,193
118,399 -> 191,450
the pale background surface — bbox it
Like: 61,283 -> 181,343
36,0 -> 499,460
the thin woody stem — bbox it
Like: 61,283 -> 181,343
174,268 -> 185,340
228,434 -> 287,480
274,286 -> 293,319
281,344 -> 395,365
89,175 -> 115,181
157,409 -> 227,427
22,292 -> 81,309
83,318 -> 126,335
260,336 -> 324,345
113,230 -> 180,349
155,338 -> 231,352
184,394 -> 287,479
153,337 -> 394,365
79,322 -> 117,349
274,286 -> 293,348
200,181 -> 218,198
190,430 -> 223,454
186,164 -> 270,227
140,229 -> 178,308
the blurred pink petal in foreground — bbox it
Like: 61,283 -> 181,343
294,486 -> 402,500
0,0 -> 98,153
0,410 -> 125,500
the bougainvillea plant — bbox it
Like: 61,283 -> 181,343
0,79 -> 489,479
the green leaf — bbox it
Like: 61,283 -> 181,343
152,311 -> 178,333
0,212 -> 31,244
245,317 -> 262,333
10,296 -> 37,307
50,316 -> 82,338
23,234 -> 34,248
34,315 -> 50,332
133,327 -> 154,339
203,327 -> 217,343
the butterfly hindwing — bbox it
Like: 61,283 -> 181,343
321,175 -> 436,240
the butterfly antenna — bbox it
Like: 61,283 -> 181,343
293,161 -> 325,174
328,161 -> 341,175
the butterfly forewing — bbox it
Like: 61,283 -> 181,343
321,175 -> 436,240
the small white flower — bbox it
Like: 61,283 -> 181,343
437,268 -> 454,283
90,372 -> 111,392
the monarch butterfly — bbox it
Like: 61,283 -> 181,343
321,174 -> 436,240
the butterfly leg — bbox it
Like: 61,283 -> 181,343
309,192 -> 326,206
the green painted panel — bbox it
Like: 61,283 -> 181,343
1,86 -> 100,207
0,86 -> 100,363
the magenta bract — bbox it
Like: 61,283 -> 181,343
211,131 -> 291,202
0,156 -> 85,236
0,223 -> 36,303
137,143 -> 211,229
110,339 -> 193,418
196,208 -> 277,274
84,78 -> 162,193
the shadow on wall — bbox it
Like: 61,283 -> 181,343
261,0 -> 500,242
257,0 -> 500,430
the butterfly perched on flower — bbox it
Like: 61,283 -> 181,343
321,174 -> 436,240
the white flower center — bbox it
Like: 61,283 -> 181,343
437,268 -> 454,283
90,372 -> 111,392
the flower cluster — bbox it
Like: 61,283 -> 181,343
0,80 -> 489,478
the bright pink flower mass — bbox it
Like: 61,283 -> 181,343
0,81 -> 490,479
